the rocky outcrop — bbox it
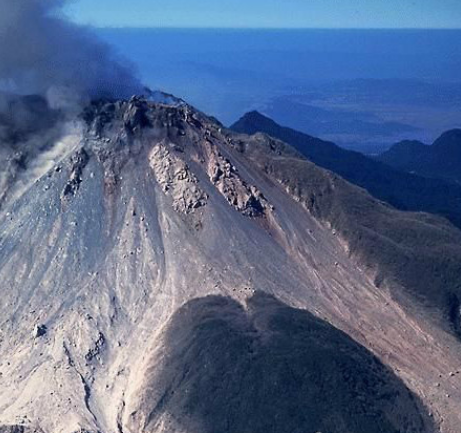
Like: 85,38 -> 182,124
61,148 -> 89,199
204,141 -> 271,217
85,332 -> 105,363
123,97 -> 150,133
32,324 -> 47,339
149,143 -> 207,214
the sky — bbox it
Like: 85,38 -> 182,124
67,0 -> 461,29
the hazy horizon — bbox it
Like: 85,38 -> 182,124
99,28 -> 461,154
92,26 -> 461,30
68,0 -> 461,29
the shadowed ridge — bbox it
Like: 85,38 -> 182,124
379,129 -> 461,184
433,129 -> 461,150
231,111 -> 461,228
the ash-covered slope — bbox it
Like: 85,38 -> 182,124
0,97 -> 460,433
230,131 -> 461,332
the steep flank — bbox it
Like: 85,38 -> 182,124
133,293 -> 433,433
231,112 -> 461,228
379,129 -> 461,184
231,132 -> 461,334
1,96 -> 460,432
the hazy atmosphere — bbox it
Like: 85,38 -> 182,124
96,27 -> 461,152
69,0 -> 461,28
70,0 -> 461,152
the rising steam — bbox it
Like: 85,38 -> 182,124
0,0 -> 145,200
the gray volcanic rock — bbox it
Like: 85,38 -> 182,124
203,139 -> 270,217
0,96 -> 461,432
32,325 -> 47,339
62,149 -> 90,199
149,142 -> 207,214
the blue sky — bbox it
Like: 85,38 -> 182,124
67,0 -> 461,28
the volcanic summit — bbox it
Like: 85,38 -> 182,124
0,96 -> 461,433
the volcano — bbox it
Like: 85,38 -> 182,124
0,96 -> 461,433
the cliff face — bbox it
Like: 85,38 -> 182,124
0,97 -> 459,433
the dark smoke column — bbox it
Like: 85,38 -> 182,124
0,0 -> 143,101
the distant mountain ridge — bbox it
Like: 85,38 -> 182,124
379,129 -> 461,184
231,111 -> 461,228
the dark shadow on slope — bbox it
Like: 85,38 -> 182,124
141,293 -> 435,433
0,427 -> 41,433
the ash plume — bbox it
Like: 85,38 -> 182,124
0,0 -> 143,101
0,0 -> 145,164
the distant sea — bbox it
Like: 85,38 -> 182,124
98,29 -> 461,153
